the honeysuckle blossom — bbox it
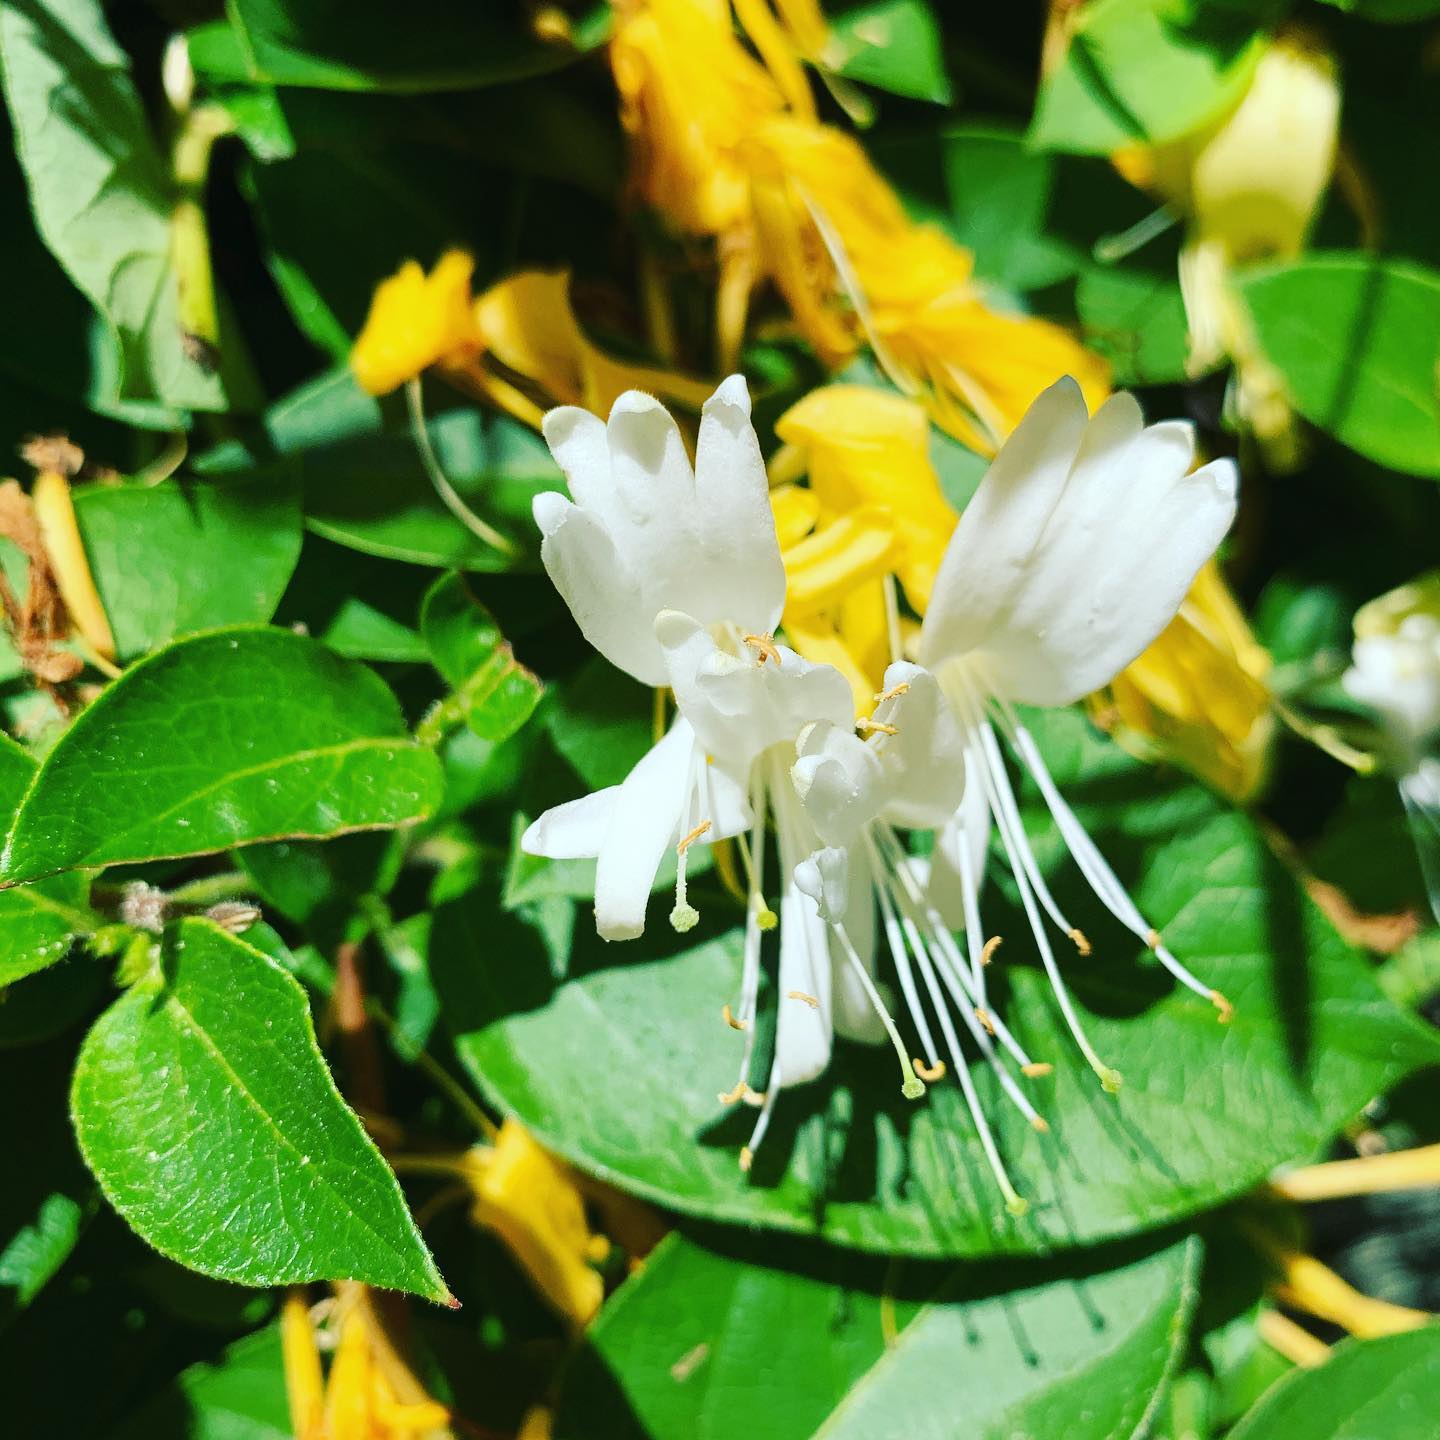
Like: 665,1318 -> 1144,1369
790,661 -> 1056,1215
351,255 -> 711,425
1112,30 -> 1340,467
1091,558 -> 1275,802
768,385 -> 956,705
521,375 -> 935,1171
1343,572 -> 1440,921
917,376 -> 1241,1092
607,0 -> 1108,436
522,375 -> 784,940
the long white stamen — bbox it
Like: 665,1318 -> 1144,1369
828,917 -> 926,1100
997,703 -> 1230,1019
742,1051 -> 782,1171
865,835 -> 943,1072
940,680 -> 1122,1092
872,825 -> 1050,1093
728,776 -> 770,1091
867,849 -> 1031,1214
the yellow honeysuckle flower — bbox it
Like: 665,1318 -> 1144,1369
281,1284 -> 454,1440
775,385 -> 953,609
1114,29 -> 1340,466
350,251 -> 481,397
611,0 -> 784,239
353,256 -> 712,428
608,0 -> 1109,442
748,118 -> 1111,452
466,1117 -> 606,1328
769,385 -> 955,705
1090,560 -> 1274,802
473,269 -> 714,420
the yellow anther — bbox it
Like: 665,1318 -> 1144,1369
678,819 -> 712,853
722,1003 -> 748,1031
1030,1115 -> 1051,1133
913,1057 -> 946,1082
741,1087 -> 766,1108
1211,989 -> 1235,1024
1022,1062 -> 1054,1078
1146,928 -> 1162,949
717,1080 -> 753,1105
739,1145 -> 754,1173
873,680 -> 911,703
974,1006 -> 996,1036
787,990 -> 820,1008
756,906 -> 778,931
980,936 -> 1003,967
743,632 -> 781,665
856,717 -> 898,736
1068,928 -> 1093,957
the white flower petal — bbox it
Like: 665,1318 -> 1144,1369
828,842 -> 887,1045
538,381 -> 786,685
593,720 -> 698,941
693,375 -> 786,635
920,377 -> 1089,668
927,762 -> 991,930
792,722 -> 883,847
775,878 -> 833,1087
794,845 -> 850,923
656,611 -> 854,773
871,662 -> 967,830
535,493 -> 668,686
521,788 -> 616,859
920,380 -> 1239,705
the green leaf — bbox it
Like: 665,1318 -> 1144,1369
1238,254 -> 1440,478
545,655 -> 654,791
1229,1330 -> 1440,1439
434,708 -> 1440,1258
75,472 -> 303,661
71,917 -> 448,1299
422,573 -> 542,744
558,1229 -> 1199,1440
110,1324 -> 292,1440
0,0 -> 243,411
0,627 -> 443,887
221,369 -> 552,568
1076,261 -> 1192,386
1029,0 -> 1265,155
1312,0 -> 1440,19
0,734 -> 94,985
829,1 -> 950,104
189,0 -> 609,94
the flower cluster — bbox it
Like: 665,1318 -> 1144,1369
523,373 -> 1238,1211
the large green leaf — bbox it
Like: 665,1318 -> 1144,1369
0,0 -> 243,411
1029,0 -> 1266,155
188,0 -> 609,94
75,473 -> 303,660
1238,254 -> 1440,478
558,1228 -> 1199,1440
434,708 -> 1440,1258
71,917 -> 448,1299
1228,1329 -> 1440,1439
1076,261 -> 1192,386
0,734 -> 94,986
0,627 -> 443,886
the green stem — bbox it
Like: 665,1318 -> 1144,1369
405,379 -> 516,557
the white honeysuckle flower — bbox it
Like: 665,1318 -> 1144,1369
524,374 -> 788,942
652,614 -> 931,1168
790,662 -> 1050,1216
916,376 -> 1241,1094
1343,574 -> 1440,921
535,375 -> 785,687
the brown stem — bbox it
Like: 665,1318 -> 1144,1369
333,940 -> 387,1120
